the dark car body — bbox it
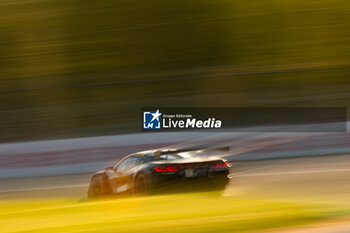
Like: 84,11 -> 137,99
88,148 -> 230,198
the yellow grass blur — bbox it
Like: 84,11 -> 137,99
0,192 -> 347,233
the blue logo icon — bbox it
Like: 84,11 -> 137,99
143,109 -> 162,129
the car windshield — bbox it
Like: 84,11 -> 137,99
159,152 -> 200,160
158,154 -> 182,160
143,151 -> 202,161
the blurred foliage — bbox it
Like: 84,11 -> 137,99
0,0 -> 350,141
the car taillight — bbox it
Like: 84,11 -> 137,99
154,166 -> 168,172
167,165 -> 179,172
211,161 -> 228,169
154,165 -> 179,172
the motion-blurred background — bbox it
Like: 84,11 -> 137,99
2,1 -> 350,233
1,0 -> 350,141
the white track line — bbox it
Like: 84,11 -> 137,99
0,184 -> 87,193
229,167 -> 350,178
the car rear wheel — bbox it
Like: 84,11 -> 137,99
88,176 -> 104,199
134,174 -> 149,196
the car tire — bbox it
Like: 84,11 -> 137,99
88,175 -> 105,199
134,174 -> 149,196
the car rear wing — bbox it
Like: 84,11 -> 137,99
156,146 -> 230,156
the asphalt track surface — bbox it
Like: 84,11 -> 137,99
1,153 -> 350,203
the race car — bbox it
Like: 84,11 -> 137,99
88,147 -> 231,198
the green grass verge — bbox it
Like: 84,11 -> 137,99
0,192 -> 347,233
